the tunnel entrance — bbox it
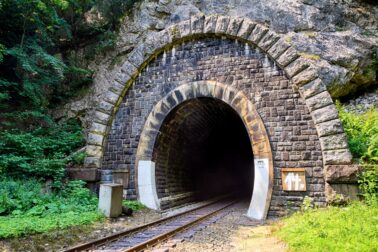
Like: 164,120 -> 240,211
152,98 -> 254,209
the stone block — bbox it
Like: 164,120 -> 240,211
317,119 -> 344,137
168,24 -> 181,40
284,57 -> 311,78
128,48 -> 145,68
98,184 -> 123,218
299,78 -> 326,99
104,90 -> 119,105
215,16 -> 230,34
204,15 -> 218,33
305,91 -> 333,112
267,39 -> 290,59
97,100 -> 114,115
237,20 -> 256,39
226,17 -> 244,36
276,47 -> 299,67
319,133 -> 348,150
94,110 -> 111,124
178,19 -> 191,37
120,60 -> 138,78
323,149 -> 353,165
324,165 -> 361,183
84,156 -> 101,168
191,14 -> 205,34
248,24 -> 268,44
88,132 -> 104,146
66,168 -> 101,182
258,31 -> 280,51
311,105 -> 339,124
86,145 -> 103,157
291,66 -> 318,87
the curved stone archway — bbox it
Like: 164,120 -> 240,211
135,81 -> 273,220
85,15 -> 352,170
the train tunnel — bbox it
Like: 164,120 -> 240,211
152,98 -> 254,209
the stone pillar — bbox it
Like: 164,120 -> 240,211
98,183 -> 123,217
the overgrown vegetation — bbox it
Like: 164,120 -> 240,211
0,0 -> 141,238
0,179 -> 102,238
276,201 -> 378,252
123,200 -> 145,211
336,101 -> 378,164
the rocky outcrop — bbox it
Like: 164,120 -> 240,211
58,0 -> 378,128
343,88 -> 378,113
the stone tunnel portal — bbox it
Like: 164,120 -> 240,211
152,98 -> 254,210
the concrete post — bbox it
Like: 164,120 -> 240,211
98,183 -> 123,217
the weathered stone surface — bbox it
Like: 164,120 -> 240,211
215,16 -> 230,34
258,31 -> 280,51
317,119 -> 344,137
204,15 -> 218,33
319,133 -> 348,150
84,156 -> 101,168
323,149 -> 353,165
104,91 -> 119,105
94,111 -> 111,124
89,122 -> 107,135
267,38 -> 290,59
276,47 -> 299,67
299,78 -> 326,99
86,145 -> 103,156
291,66 -> 318,87
88,132 -> 104,146
178,20 -> 191,37
305,91 -> 333,112
311,104 -> 339,124
248,24 -> 268,44
226,17 -> 243,36
191,14 -> 205,34
120,61 -> 138,79
97,101 -> 114,114
66,168 -> 101,181
236,20 -> 255,39
284,57 -> 311,78
325,165 -> 361,183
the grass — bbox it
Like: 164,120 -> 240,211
276,201 -> 378,252
122,200 -> 145,211
0,211 -> 103,238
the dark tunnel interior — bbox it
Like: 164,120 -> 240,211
153,98 -> 254,209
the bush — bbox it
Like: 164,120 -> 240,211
359,166 -> 378,205
122,200 -> 145,211
0,178 -> 103,238
336,102 -> 378,164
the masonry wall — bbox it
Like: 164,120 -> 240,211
102,37 -> 326,217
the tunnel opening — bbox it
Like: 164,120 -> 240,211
152,98 -> 254,210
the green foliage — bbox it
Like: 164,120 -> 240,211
0,119 -> 84,182
0,178 -> 103,238
359,166 -> 378,205
122,200 -> 145,211
276,202 -> 378,252
300,196 -> 314,212
336,101 -> 378,164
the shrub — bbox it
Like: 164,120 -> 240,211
358,166 -> 378,205
336,101 -> 378,164
122,200 -> 145,211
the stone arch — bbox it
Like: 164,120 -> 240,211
85,14 -> 352,170
135,81 -> 273,220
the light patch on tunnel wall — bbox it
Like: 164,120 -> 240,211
281,168 -> 307,192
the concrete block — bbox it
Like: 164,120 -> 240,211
98,183 -> 123,218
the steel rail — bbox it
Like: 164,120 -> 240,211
122,200 -> 236,252
63,197 -> 233,252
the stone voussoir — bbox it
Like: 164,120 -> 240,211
323,149 -> 353,165
94,110 -> 111,124
306,91 -> 333,112
284,57 -> 311,78
324,165 -> 362,183
89,122 -> 107,135
120,60 -> 138,79
276,46 -> 299,67
299,78 -> 326,99
226,17 -> 244,36
86,145 -> 104,157
178,19 -> 192,37
319,133 -> 349,151
258,30 -> 280,51
248,23 -> 268,44
104,90 -> 120,105
88,132 -> 105,146
191,14 -> 205,34
291,65 -> 318,87
204,15 -> 218,33
97,100 -> 114,114
236,19 -> 256,39
311,104 -> 339,124
215,16 -> 230,34
316,119 -> 344,137
127,47 -> 146,68
267,38 -> 291,59
84,156 -> 101,168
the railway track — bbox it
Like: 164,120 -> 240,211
64,199 -> 236,252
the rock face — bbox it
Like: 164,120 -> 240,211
343,88 -> 378,113
59,0 -> 378,127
